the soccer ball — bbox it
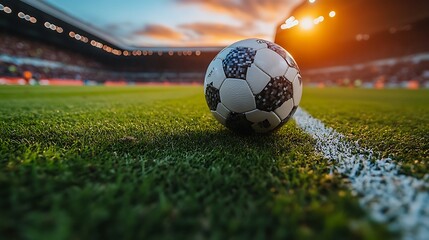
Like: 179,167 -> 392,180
204,38 -> 302,134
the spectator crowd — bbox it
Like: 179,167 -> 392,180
1,32 -> 428,88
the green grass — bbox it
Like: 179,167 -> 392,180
301,88 -> 429,178
0,86 -> 398,240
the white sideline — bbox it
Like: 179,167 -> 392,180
293,108 -> 429,240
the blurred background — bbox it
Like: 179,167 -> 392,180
0,0 -> 428,88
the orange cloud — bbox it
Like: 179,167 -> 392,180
179,22 -> 265,44
131,22 -> 266,47
177,0 -> 300,23
129,0 -> 302,47
133,24 -> 184,41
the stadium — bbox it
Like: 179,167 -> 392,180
0,0 -> 428,239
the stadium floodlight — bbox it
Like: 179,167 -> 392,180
313,16 -> 324,24
4,6 -> 12,14
300,17 -> 314,30
281,16 -> 299,30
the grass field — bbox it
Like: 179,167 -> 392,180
301,88 -> 429,178
0,85 -> 427,240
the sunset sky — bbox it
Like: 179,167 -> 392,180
42,0 -> 303,47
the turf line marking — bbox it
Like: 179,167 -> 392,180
293,108 -> 429,240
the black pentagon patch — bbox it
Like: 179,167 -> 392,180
222,47 -> 257,80
225,112 -> 254,134
205,82 -> 220,111
255,76 -> 293,112
257,119 -> 271,129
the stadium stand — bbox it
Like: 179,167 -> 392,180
0,29 -> 215,84
303,55 -> 429,88
0,0 -> 218,85
0,0 -> 428,88
0,32 -> 102,68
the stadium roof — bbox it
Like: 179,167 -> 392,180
21,0 -> 128,50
